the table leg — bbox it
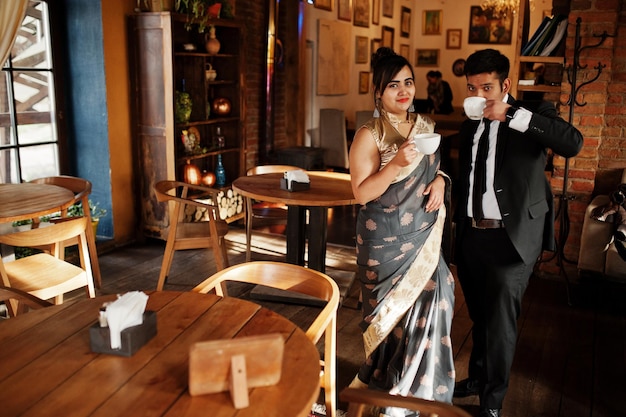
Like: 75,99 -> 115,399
306,207 -> 328,273
286,206 -> 306,266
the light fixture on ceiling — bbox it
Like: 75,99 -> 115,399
481,0 -> 535,19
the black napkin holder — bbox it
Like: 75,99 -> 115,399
280,178 -> 310,192
89,310 -> 157,357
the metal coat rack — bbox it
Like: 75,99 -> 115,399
541,17 -> 615,305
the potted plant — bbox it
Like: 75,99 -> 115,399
68,199 -> 107,236
174,0 -> 234,32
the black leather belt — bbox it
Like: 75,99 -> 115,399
469,217 -> 505,229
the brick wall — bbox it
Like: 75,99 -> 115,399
537,0 -> 626,278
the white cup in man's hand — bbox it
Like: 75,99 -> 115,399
413,133 -> 441,155
463,97 -> 487,120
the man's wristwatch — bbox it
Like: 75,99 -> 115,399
506,106 -> 518,121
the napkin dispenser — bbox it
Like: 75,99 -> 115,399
89,311 -> 157,357
280,169 -> 310,192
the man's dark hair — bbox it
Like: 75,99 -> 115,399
464,48 -> 510,85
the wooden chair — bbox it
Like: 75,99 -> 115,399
193,261 -> 340,417
0,285 -> 53,317
245,165 -> 300,262
0,217 -> 95,316
29,175 -> 102,288
154,180 -> 230,291
339,388 -> 472,417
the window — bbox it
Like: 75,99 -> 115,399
0,0 -> 64,183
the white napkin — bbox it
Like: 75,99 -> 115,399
283,169 -> 310,187
105,291 -> 149,349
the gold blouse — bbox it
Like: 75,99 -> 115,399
363,110 -> 436,183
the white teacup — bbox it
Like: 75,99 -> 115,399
413,133 -> 441,155
463,96 -> 487,120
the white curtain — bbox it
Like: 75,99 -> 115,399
0,0 -> 29,68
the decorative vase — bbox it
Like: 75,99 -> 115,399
175,91 -> 192,123
205,25 -> 221,55
215,154 -> 226,187
212,97 -> 231,116
202,170 -> 216,187
184,160 -> 201,185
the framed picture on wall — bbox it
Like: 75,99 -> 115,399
399,44 -> 410,61
359,71 -> 370,94
355,36 -> 369,63
446,29 -> 462,49
468,6 -> 513,44
400,6 -> 411,37
381,26 -> 394,49
415,49 -> 439,67
382,0 -> 393,18
354,0 -> 370,27
423,10 -> 442,35
371,38 -> 381,56
338,0 -> 352,22
314,0 -> 332,11
372,0 -> 380,25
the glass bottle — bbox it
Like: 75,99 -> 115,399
215,154 -> 226,187
214,126 -> 225,149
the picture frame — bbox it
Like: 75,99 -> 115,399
452,58 -> 466,77
353,0 -> 370,28
372,0 -> 380,25
381,26 -> 394,49
468,6 -> 513,44
355,36 -> 369,64
371,38 -> 381,56
382,0 -> 393,18
399,44 -> 410,61
359,71 -> 370,94
400,6 -> 411,38
314,0 -> 332,11
415,49 -> 439,67
423,10 -> 442,35
337,0 -> 352,22
446,29 -> 462,49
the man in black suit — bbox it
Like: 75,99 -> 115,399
453,49 -> 583,417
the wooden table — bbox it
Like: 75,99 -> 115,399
0,183 -> 75,224
0,291 -> 320,417
233,171 -> 356,272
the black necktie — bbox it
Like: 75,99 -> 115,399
472,118 -> 490,221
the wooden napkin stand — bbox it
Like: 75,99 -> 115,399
188,333 -> 284,408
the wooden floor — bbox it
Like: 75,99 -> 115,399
89,213 -> 625,417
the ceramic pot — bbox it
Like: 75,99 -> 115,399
205,64 -> 217,82
205,26 -> 220,55
183,160 -> 201,185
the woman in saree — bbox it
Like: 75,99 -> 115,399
348,47 -> 456,416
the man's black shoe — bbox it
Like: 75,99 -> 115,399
453,378 -> 479,397
478,408 -> 501,417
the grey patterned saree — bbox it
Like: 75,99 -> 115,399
355,112 -> 456,409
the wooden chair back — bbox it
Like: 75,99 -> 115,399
340,388 -> 473,417
29,175 -> 102,288
193,261 -> 340,417
244,165 -> 300,262
153,180 -> 230,290
0,286 -> 52,317
320,108 -> 349,170
0,217 -> 95,314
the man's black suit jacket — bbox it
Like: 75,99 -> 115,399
454,98 -> 583,265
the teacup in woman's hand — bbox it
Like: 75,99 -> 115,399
463,97 -> 487,120
413,133 -> 441,155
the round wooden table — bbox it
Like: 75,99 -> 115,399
233,171 -> 356,272
0,183 -> 75,223
0,291 -> 321,417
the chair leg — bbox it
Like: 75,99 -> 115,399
84,216 -> 103,289
323,320 -> 338,417
245,198 -> 253,262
